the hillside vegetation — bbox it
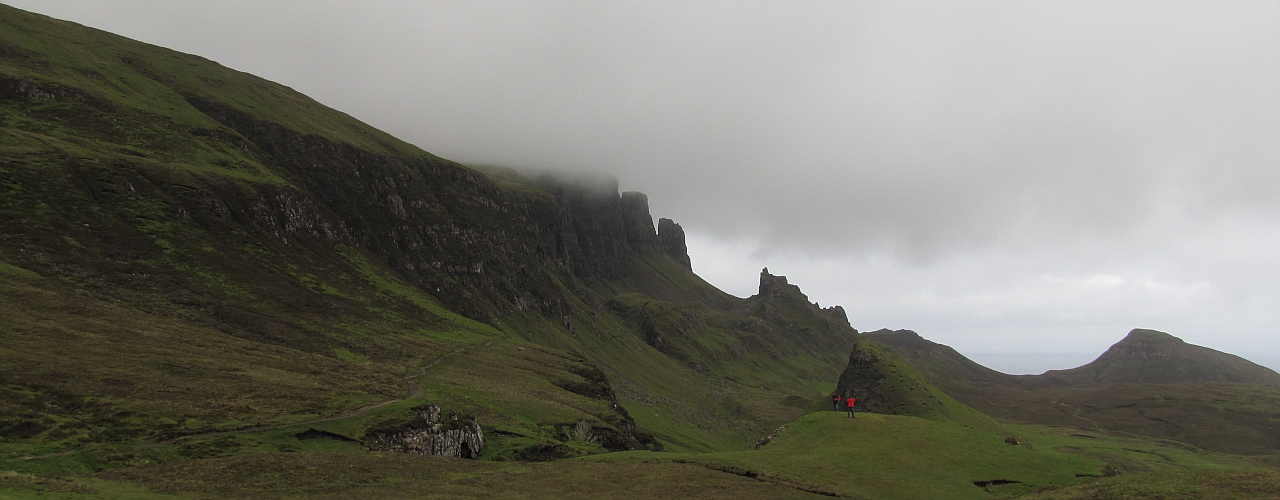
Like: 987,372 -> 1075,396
0,2 -> 854,471
2,5 -> 1277,499
863,329 -> 1280,456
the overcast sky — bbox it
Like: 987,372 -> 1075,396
12,1 -> 1279,373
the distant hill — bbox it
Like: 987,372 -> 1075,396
1045,329 -> 1280,386
865,328 -> 1280,387
857,329 -> 1036,386
864,329 -> 1280,455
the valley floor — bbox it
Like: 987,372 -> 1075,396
4,410 -> 1276,500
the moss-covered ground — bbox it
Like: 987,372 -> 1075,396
3,5 -> 1278,499
3,409 -> 1275,499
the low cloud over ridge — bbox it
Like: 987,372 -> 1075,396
13,0 -> 1280,373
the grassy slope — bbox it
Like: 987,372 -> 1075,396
0,4 -> 425,161
3,7 -> 1274,500
839,339 -> 1004,433
942,382 -> 1280,456
865,332 -> 1280,455
596,411 -> 1277,500
1,2 -> 858,475
1018,468 -> 1280,500
0,451 -> 830,500
0,4 -> 632,470
0,408 -> 1274,499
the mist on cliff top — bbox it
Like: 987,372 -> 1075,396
13,1 -> 1280,373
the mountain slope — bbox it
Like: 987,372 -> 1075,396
1047,329 -> 1280,386
863,329 -> 1280,455
0,3 -> 859,474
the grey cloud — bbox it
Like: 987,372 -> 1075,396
12,0 -> 1280,371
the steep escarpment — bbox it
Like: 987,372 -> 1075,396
0,4 -> 859,468
530,174 -> 690,281
607,268 -> 858,380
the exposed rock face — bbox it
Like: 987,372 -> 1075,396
833,343 -> 949,416
657,218 -> 691,270
154,98 -> 693,322
535,174 -> 632,279
365,405 -> 484,459
531,174 -> 690,280
524,173 -> 691,281
758,268 -> 808,301
621,191 -> 660,254
754,425 -> 788,449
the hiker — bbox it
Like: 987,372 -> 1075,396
845,396 -> 857,418
831,394 -> 840,411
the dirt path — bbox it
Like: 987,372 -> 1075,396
406,346 -> 469,397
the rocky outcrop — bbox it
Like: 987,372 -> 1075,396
535,174 -> 632,279
833,341 -> 991,428
364,405 -> 484,458
533,174 -> 691,280
621,191 -> 660,254
180,98 -> 693,322
757,268 -> 808,302
835,344 -> 920,415
657,218 -> 691,270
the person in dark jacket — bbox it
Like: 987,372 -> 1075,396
831,394 -> 840,411
845,396 -> 857,418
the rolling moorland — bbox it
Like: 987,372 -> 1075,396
1,5 -> 1278,499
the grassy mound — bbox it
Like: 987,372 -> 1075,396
591,411 -> 1107,500
836,340 -> 1004,433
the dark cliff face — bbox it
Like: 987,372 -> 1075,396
531,174 -> 691,281
757,268 -> 811,303
138,96 -> 695,324
621,191 -> 660,255
534,174 -> 631,280
187,98 -> 579,322
0,5 -> 867,461
657,218 -> 691,270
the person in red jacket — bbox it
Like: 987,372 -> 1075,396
845,396 -> 857,418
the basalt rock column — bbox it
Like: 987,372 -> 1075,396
657,218 -> 691,270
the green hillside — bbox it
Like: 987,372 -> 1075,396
2,5 -> 1277,499
0,2 -> 854,472
5,409 -> 1266,500
865,329 -> 1280,455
